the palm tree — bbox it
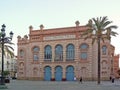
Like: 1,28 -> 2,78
0,41 -> 14,58
0,25 -> 14,58
82,16 -> 118,84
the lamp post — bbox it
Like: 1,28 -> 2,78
0,24 -> 13,85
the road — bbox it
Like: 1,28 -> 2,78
5,79 -> 120,90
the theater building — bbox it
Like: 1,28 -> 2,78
17,21 -> 114,81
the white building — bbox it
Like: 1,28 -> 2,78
0,49 -> 17,77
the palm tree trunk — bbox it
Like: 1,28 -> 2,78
98,37 -> 101,84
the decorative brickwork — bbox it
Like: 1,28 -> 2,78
17,21 -> 115,81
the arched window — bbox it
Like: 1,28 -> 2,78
102,60 -> 107,69
33,54 -> 39,60
66,44 -> 75,60
33,46 -> 39,61
44,45 -> 52,61
102,45 -> 107,55
33,47 -> 39,52
80,43 -> 88,49
81,52 -> 87,59
80,43 -> 88,60
19,49 -> 24,58
55,45 -> 63,61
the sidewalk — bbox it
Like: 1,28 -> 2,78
5,80 -> 120,90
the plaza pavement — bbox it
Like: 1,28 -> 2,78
5,79 -> 120,90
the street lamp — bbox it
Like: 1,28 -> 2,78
0,24 -> 13,85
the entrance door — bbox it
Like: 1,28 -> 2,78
44,66 -> 51,81
66,66 -> 74,81
55,66 -> 62,81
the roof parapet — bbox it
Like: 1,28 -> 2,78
75,20 -> 80,26
40,24 -> 44,30
29,25 -> 33,30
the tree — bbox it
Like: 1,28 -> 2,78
0,32 -> 14,58
1,44 -> 14,58
82,16 -> 118,84
3,71 -> 10,77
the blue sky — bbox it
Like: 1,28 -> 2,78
0,0 -> 120,56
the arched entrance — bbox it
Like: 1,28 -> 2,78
55,66 -> 63,81
44,66 -> 51,81
66,66 -> 74,81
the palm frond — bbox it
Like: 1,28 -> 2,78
4,45 -> 14,58
82,29 -> 92,36
4,45 -> 14,51
103,21 -> 112,29
101,16 -> 108,24
110,31 -> 118,36
0,43 -> 14,58
106,25 -> 118,30
83,16 -> 118,44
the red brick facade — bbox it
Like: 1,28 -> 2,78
17,21 -> 115,81
113,54 -> 119,78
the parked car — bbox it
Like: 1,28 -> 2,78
12,77 -> 17,79
0,77 -> 10,83
5,77 -> 10,83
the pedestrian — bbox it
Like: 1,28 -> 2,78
110,76 -> 112,80
111,76 -> 115,83
79,77 -> 82,83
74,76 -> 76,81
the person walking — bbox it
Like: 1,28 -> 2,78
74,76 -> 76,81
109,76 -> 112,80
111,76 -> 115,83
79,77 -> 82,84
